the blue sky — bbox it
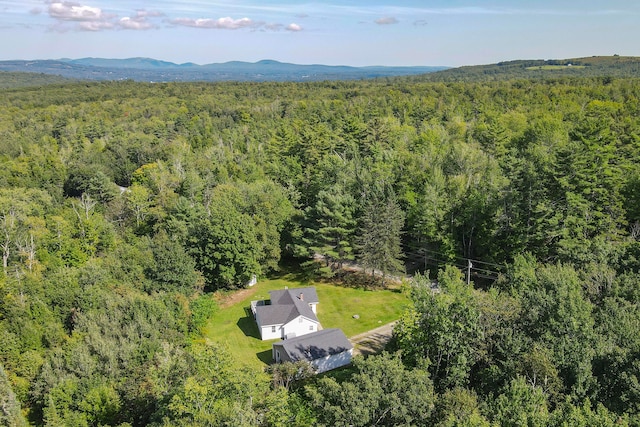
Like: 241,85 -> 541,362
1,0 -> 638,66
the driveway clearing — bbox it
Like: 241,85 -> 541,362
350,321 -> 396,356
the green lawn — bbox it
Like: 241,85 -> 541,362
201,276 -> 409,370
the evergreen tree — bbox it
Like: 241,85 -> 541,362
301,185 -> 356,271
0,363 -> 27,427
356,192 -> 404,285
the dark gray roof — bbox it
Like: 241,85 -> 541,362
255,287 -> 319,327
270,287 -> 319,305
255,304 -> 298,327
273,328 -> 353,362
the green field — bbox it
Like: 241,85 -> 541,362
201,275 -> 409,369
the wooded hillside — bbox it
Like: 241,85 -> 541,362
1,72 -> 640,425
421,55 -> 640,81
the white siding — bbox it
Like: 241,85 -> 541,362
260,324 -> 283,340
312,349 -> 353,373
260,317 -> 318,340
282,316 -> 318,339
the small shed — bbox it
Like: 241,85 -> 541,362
272,328 -> 353,373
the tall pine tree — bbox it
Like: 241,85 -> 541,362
356,191 -> 405,285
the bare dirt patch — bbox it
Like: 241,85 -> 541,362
350,321 -> 396,356
216,287 -> 255,309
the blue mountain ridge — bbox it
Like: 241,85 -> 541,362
0,57 -> 449,82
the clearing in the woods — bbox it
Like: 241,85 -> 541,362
202,275 -> 409,368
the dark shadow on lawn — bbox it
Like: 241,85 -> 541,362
257,349 -> 273,365
266,270 -> 312,284
266,258 -> 313,284
237,312 -> 261,340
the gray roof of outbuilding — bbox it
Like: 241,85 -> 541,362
255,287 -> 319,327
272,328 -> 353,362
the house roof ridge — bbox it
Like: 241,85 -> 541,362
271,286 -> 319,304
257,286 -> 320,327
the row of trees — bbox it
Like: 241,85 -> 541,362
1,72 -> 640,424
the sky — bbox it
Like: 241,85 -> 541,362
0,0 -> 638,67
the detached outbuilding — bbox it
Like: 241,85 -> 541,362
272,328 -> 353,373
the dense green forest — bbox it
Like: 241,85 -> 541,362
420,55 -> 640,82
0,72 -> 74,89
1,71 -> 640,426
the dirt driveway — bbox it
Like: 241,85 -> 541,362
350,321 -> 396,356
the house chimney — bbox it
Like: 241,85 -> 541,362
299,292 -> 304,301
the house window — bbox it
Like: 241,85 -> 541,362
309,325 -> 314,331
271,326 -> 276,333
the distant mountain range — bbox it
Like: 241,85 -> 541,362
0,58 -> 448,82
2,56 -> 638,85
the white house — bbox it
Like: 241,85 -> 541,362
252,287 -> 320,340
272,328 -> 353,373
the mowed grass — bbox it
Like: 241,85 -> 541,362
201,275 -> 409,369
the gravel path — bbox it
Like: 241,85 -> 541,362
350,321 -> 397,356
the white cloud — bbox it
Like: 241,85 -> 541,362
45,2 -> 166,32
170,15 -> 300,32
119,16 -> 153,30
375,16 -> 398,25
78,20 -> 113,31
48,1 -> 103,21
116,10 -> 163,31
41,2 -> 306,33
171,16 -> 256,30
46,1 -> 120,31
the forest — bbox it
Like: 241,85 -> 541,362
1,69 -> 640,426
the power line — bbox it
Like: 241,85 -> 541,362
405,245 -> 507,268
403,245 -> 505,281
405,246 -> 507,270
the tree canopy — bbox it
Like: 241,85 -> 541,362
1,72 -> 640,425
